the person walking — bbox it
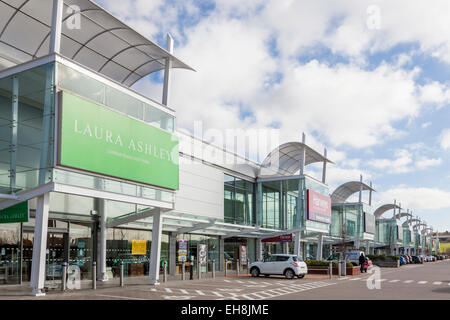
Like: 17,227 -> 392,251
359,253 -> 365,273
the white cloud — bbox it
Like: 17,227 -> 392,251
415,157 -> 442,170
421,122 -> 431,129
419,81 -> 450,109
326,166 -> 373,192
368,147 -> 442,173
368,149 -> 413,174
377,187 -> 450,211
440,129 -> 450,150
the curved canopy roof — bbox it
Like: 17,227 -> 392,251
260,142 -> 333,176
395,212 -> 412,220
374,203 -> 401,219
331,181 -> 374,204
0,0 -> 194,86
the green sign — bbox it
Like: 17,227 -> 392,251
59,92 -> 179,189
0,202 -> 29,223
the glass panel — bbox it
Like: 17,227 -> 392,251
0,223 -> 20,285
57,63 -> 175,132
106,228 -> 151,278
0,62 -> 55,193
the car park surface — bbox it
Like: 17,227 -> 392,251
1,257 -> 448,300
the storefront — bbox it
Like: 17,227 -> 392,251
0,0 -> 438,297
329,179 -> 375,255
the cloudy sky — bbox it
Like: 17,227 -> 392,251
96,0 -> 450,231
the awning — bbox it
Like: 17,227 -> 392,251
374,203 -> 401,219
260,142 -> 333,176
331,181 -> 375,204
0,0 -> 194,86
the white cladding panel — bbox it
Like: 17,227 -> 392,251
175,158 -> 224,219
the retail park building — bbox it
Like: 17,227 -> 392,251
0,0 -> 441,295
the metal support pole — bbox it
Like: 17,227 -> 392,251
149,209 -> 163,285
163,261 -> 167,283
92,262 -> 97,290
189,261 -> 193,280
61,262 -> 67,291
120,261 -> 124,287
224,259 -> 228,277
322,148 -> 327,184
162,34 -> 174,106
198,261 -> 201,280
181,260 -> 185,280
236,259 -> 240,276
50,0 -> 63,54
10,76 -> 18,193
329,261 -> 333,279
212,260 -> 216,279
247,259 -> 250,273
30,193 -> 50,296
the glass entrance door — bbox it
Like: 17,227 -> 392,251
21,220 -> 93,288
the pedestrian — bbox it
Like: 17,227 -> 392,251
359,253 -> 365,273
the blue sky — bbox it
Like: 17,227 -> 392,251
96,0 -> 450,232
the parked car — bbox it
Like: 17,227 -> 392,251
401,255 -> 410,264
411,256 -> 422,264
399,256 -> 406,265
249,254 -> 308,279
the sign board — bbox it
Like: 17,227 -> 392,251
261,234 -> 293,243
58,91 -> 179,190
177,240 -> 188,262
363,212 -> 376,234
131,240 -> 147,255
239,245 -> 247,265
306,189 -> 331,224
197,244 -> 207,265
0,201 -> 29,224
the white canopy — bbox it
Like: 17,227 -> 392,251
260,142 -> 333,176
0,0 -> 193,86
374,203 -> 401,219
331,181 -> 374,204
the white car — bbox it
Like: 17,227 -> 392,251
249,254 -> 308,279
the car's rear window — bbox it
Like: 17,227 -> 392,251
276,256 -> 289,262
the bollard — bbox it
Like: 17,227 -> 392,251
120,261 -> 124,287
338,260 -> 341,278
198,261 -> 202,280
182,260 -> 186,281
212,260 -> 216,279
92,262 -> 97,290
224,259 -> 228,277
328,261 -> 333,279
61,262 -> 68,291
236,259 -> 240,276
341,260 -> 346,277
163,261 -> 167,283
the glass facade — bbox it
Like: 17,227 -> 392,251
224,174 -> 255,225
375,219 -> 400,244
256,176 -> 330,232
330,204 -> 364,239
0,63 -> 55,194
57,63 -> 175,132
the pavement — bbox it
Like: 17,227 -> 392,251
0,259 -> 449,300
